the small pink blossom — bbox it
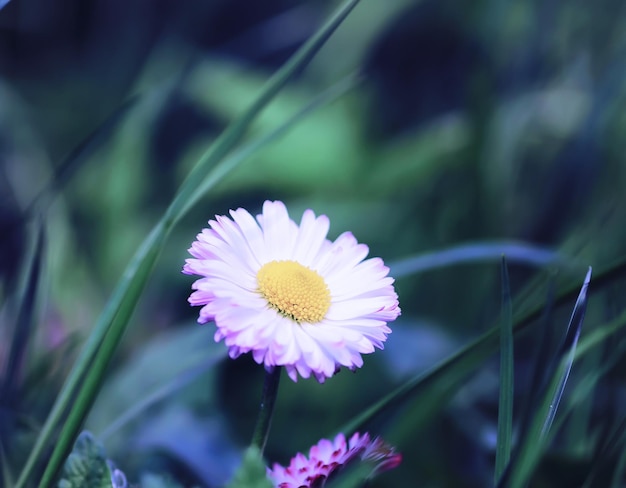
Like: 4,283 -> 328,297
267,432 -> 401,488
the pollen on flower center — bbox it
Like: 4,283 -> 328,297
257,260 -> 330,323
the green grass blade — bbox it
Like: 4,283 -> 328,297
540,267 -> 591,438
388,241 -> 579,278
15,2 -> 361,486
495,257 -> 514,484
505,267 -> 592,488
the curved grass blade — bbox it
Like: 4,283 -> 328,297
495,257 -> 514,484
17,2 -> 361,486
540,267 -> 591,438
389,241 -> 580,279
505,267 -> 592,488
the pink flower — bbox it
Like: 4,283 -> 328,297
183,200 -> 400,382
267,432 -> 402,488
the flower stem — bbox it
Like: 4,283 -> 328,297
251,367 -> 282,454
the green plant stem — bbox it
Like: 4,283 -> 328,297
251,367 -> 282,455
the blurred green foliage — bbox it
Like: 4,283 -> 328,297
2,0 -> 626,486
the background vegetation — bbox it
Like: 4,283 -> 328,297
1,0 -> 626,486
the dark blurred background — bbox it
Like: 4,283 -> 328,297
1,0 -> 626,486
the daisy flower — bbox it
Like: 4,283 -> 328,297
183,200 -> 400,382
266,432 -> 402,488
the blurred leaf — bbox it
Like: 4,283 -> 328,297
133,407 -> 240,487
87,325 -> 226,446
57,431 -> 115,488
1,443 -> 14,488
185,61 -> 362,195
24,96 -> 138,223
495,257 -> 514,483
226,446 -> 272,488
183,73 -> 362,217
611,441 -> 626,488
1,218 -> 45,406
366,113 -> 469,195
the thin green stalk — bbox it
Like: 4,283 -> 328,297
251,367 -> 282,455
495,257 -> 514,484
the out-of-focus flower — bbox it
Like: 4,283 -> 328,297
183,200 -> 400,382
266,432 -> 401,488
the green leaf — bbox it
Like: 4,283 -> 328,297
226,446 -> 272,488
495,257 -> 514,484
56,431 -> 115,488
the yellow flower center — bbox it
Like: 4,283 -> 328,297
257,260 -> 331,323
